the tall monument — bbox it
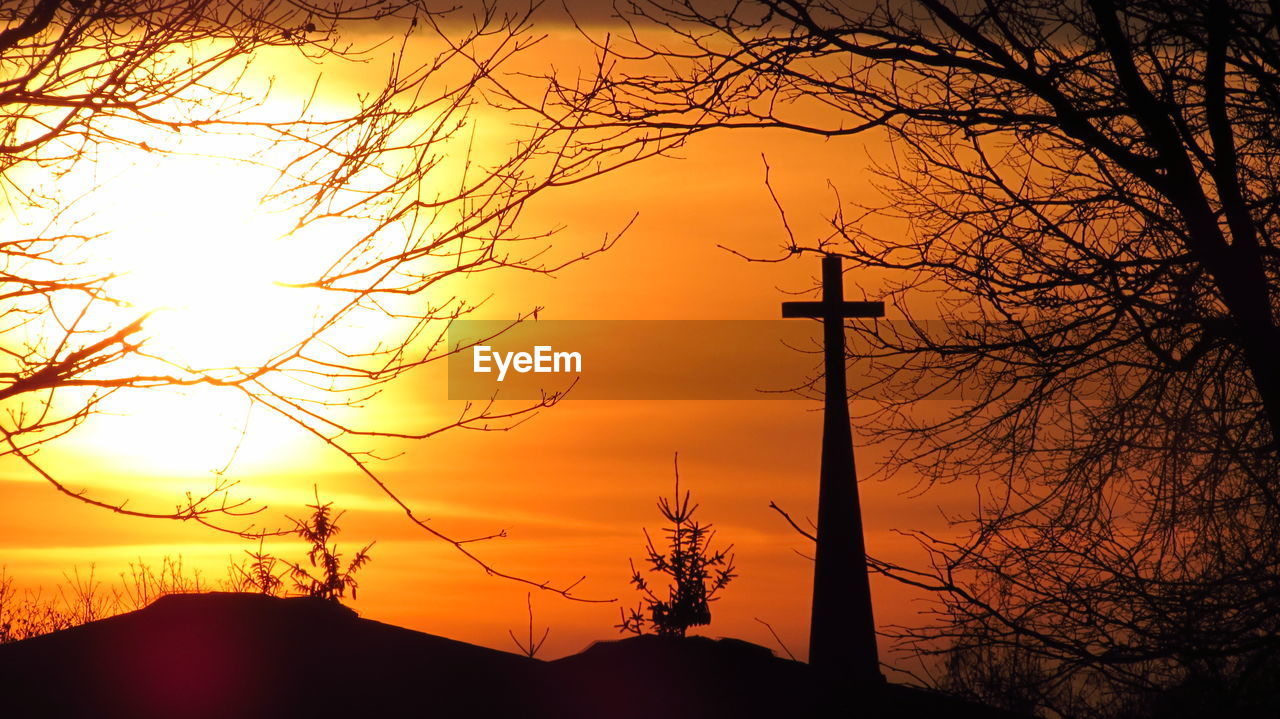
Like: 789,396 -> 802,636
782,253 -> 884,684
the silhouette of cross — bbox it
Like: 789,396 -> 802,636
782,253 -> 884,685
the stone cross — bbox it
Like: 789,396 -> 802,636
782,253 -> 884,684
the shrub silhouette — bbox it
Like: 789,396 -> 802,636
508,592 -> 551,658
285,492 -> 374,602
226,539 -> 287,597
619,456 -> 736,637
0,496 -> 378,645
1,558 -> 208,643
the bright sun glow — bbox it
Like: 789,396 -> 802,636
56,142 -> 353,476
98,153 -> 323,369
12,89 -> 446,481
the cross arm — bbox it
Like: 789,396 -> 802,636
781,301 -> 885,319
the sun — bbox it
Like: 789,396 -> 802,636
60,143 -> 351,476
21,115 -> 428,480
98,152 -> 326,370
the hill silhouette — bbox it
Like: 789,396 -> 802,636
0,592 -> 1024,718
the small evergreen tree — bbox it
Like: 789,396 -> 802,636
619,455 -> 736,637
286,491 -> 374,602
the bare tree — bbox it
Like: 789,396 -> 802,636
516,0 -> 1280,711
0,1 -> 619,600
508,592 -> 551,658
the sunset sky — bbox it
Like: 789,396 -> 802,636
0,3 -> 974,673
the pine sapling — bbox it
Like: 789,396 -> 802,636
619,455 -> 736,637
286,490 -> 374,602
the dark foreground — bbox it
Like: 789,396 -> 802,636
0,593 -> 1018,718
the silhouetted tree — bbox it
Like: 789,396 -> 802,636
522,0 -> 1280,713
0,1 -> 616,600
285,493 -> 372,602
619,456 -> 735,638
227,540 -> 287,597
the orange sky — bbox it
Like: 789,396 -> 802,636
0,9 -> 977,676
